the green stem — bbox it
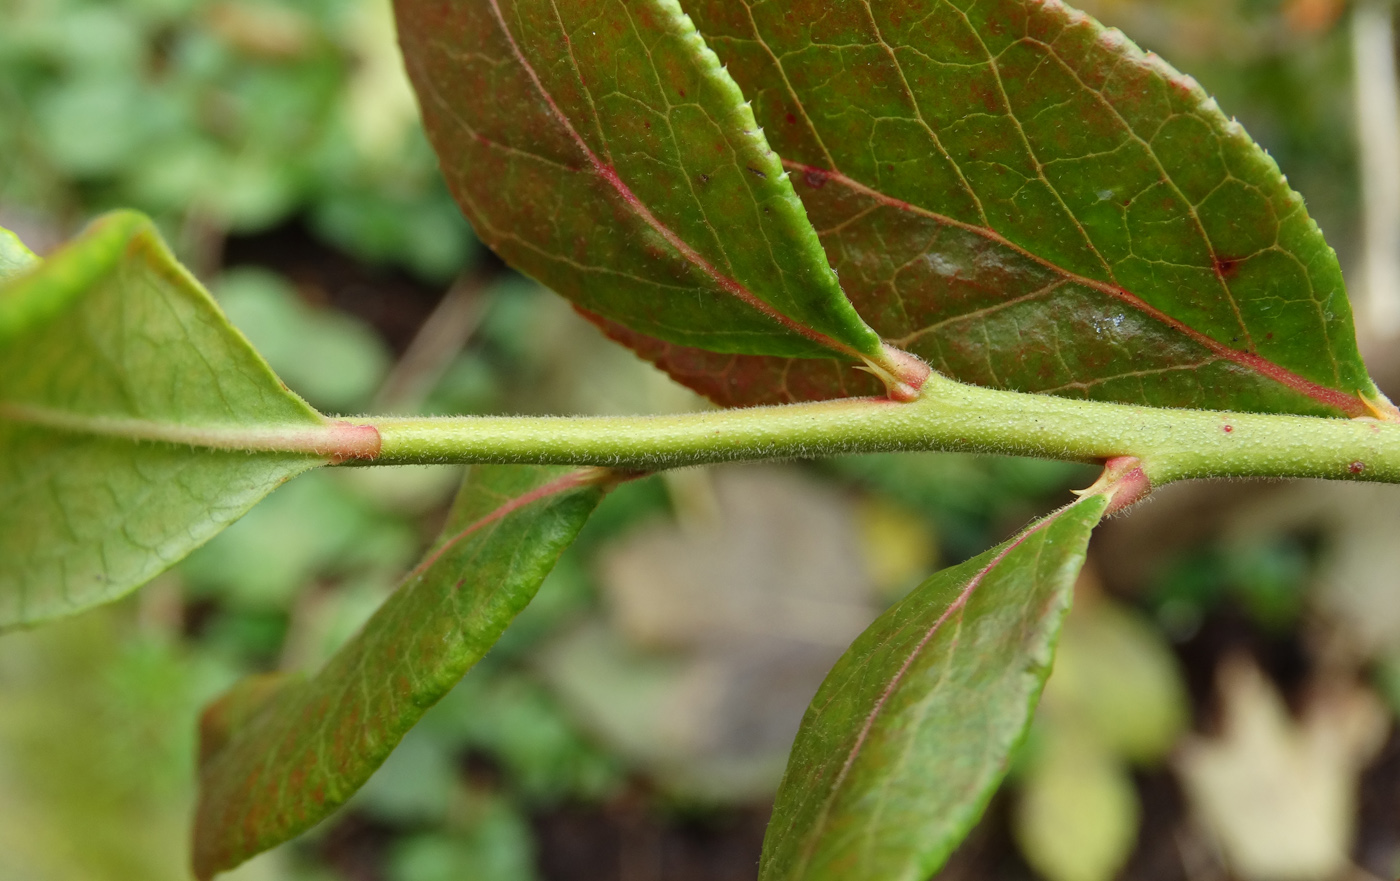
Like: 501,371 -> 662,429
346,372 -> 1400,487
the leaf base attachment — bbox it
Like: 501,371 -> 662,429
1076,456 -> 1152,515
859,344 -> 931,402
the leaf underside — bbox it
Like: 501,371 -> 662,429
192,464 -> 606,879
395,0 -> 916,378
0,213 -> 372,630
598,0 -> 1378,417
761,493 -> 1108,881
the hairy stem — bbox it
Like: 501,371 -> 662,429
345,372 -> 1400,487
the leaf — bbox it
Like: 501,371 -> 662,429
603,0 -> 1384,417
394,0 -> 925,393
213,268 -> 393,414
582,308 -> 886,406
192,464 -> 609,879
0,212 -> 379,630
0,608 -> 209,881
760,493 -> 1108,881
1045,595 -> 1188,764
0,227 -> 38,282
1012,725 -> 1139,881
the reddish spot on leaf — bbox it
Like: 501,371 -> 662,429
803,168 -> 828,189
786,112 -> 798,125
1222,424 -> 1233,433
1350,461 -> 1366,474
1214,257 -> 1240,279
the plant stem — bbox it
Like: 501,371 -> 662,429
346,372 -> 1400,487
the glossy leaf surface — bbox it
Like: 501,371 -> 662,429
193,465 -> 607,879
395,0 -> 923,388
0,212 -> 377,630
761,493 -> 1108,881
607,0 -> 1380,416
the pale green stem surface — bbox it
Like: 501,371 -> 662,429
347,373 -> 1400,487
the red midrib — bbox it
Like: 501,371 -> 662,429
407,468 -> 600,580
784,160 -> 1366,417
485,0 -> 861,361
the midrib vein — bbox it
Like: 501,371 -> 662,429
785,159 -> 1365,417
404,468 -> 602,581
0,401 -> 381,459
484,0 -> 863,360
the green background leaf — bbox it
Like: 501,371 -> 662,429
0,228 -> 38,282
0,212 -> 377,630
1012,724 -> 1139,881
395,0 -> 922,386
760,493 -> 1108,881
604,0 -> 1382,416
192,464 -> 608,879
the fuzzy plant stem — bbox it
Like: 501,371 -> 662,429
346,371 -> 1400,488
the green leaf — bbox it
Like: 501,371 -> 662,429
607,0 -> 1385,417
0,212 -> 379,630
582,308 -> 886,405
1046,597 -> 1189,764
1012,725 -> 1139,881
394,0 -> 923,391
760,493 -> 1109,881
213,268 -> 393,414
192,464 -> 609,879
0,227 -> 38,282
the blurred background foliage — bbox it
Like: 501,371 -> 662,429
3,0 -> 1400,879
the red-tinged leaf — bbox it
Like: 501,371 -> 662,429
760,493 -> 1109,881
395,0 -> 925,394
192,465 -> 609,879
581,307 -> 884,405
609,0 -> 1387,417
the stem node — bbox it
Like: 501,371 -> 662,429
1076,456 -> 1152,515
